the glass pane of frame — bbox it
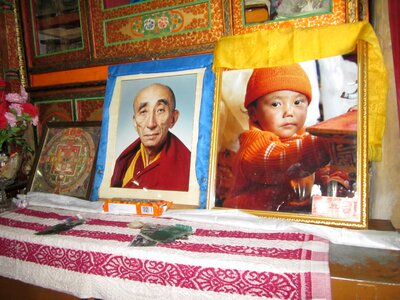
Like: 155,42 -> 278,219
32,0 -> 83,56
209,43 -> 369,229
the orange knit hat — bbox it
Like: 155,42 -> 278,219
244,64 -> 312,108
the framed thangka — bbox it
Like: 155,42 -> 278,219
28,121 -> 102,200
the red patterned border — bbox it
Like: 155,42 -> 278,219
0,208 -> 328,261
0,236 -> 311,299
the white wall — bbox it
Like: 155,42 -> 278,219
370,0 -> 400,228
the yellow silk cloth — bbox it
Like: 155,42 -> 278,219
213,21 -> 388,161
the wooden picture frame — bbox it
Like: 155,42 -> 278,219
93,54 -> 215,208
18,0 -> 91,72
232,0 -> 363,35
207,21 -> 387,229
27,121 -> 102,200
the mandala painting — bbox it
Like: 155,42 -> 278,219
28,122 -> 101,200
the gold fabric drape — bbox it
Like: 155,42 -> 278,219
213,21 -> 388,161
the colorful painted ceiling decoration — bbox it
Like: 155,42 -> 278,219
90,0 -> 225,60
105,2 -> 211,44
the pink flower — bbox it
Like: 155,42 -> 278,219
0,85 -> 38,153
5,86 -> 28,104
5,112 -> 16,127
32,115 -> 39,126
20,86 -> 28,102
158,16 -> 169,29
5,93 -> 23,103
10,103 -> 22,116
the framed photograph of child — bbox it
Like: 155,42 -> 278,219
209,22 -> 387,228
92,54 -> 215,208
27,121 -> 102,200
212,60 -> 359,216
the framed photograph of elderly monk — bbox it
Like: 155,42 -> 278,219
93,54 -> 215,207
27,121 -> 102,200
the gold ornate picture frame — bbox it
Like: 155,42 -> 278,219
208,22 -> 387,229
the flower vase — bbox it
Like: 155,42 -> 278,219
0,152 -> 22,212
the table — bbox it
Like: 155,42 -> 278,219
0,205 -> 331,300
330,220 -> 400,299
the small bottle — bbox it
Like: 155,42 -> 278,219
0,153 -> 9,168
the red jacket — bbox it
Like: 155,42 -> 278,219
111,132 -> 191,191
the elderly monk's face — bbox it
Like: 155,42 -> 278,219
133,84 -> 179,152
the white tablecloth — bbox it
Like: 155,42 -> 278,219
0,203 -> 331,300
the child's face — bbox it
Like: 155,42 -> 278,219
249,90 -> 308,138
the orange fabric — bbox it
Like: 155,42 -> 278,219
213,21 -> 388,161
30,66 -> 108,87
122,144 -> 161,187
122,149 -> 141,187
